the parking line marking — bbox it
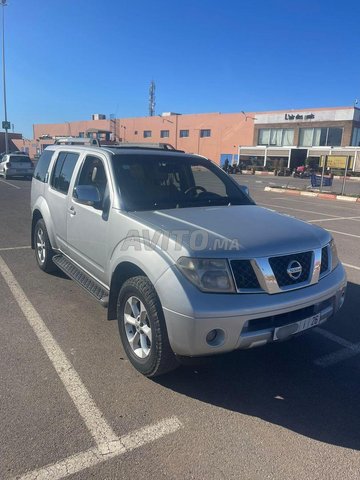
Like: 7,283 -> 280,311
267,195 -> 360,212
260,203 -> 341,217
314,343 -> 360,368
16,417 -> 182,480
326,229 -> 360,239
343,263 -> 360,271
0,245 -> 31,251
0,178 -> 21,189
315,327 -> 354,349
0,255 -> 118,447
0,255 -> 182,479
308,216 -> 360,223
314,328 -> 360,368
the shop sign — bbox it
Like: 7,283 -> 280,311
320,155 -> 353,169
284,113 -> 315,121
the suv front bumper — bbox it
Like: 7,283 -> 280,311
156,264 -> 347,356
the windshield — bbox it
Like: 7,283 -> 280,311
111,154 -> 254,211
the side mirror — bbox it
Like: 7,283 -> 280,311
239,185 -> 250,197
73,185 -> 101,207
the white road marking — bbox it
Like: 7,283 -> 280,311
0,255 -> 182,479
314,343 -> 360,367
260,202 -> 341,217
308,216 -> 360,223
315,327 -> 354,349
0,245 -> 31,251
327,229 -> 360,239
270,194 -> 360,210
0,178 -> 21,189
16,417 -> 182,480
0,255 -> 118,446
343,263 -> 360,271
314,328 -> 360,368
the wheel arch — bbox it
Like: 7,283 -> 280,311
31,198 -> 57,250
108,261 -> 147,320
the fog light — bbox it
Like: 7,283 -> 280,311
205,328 -> 225,347
206,329 -> 217,343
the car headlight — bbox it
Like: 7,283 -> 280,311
330,238 -> 339,271
177,257 -> 236,293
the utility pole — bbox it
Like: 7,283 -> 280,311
1,0 -> 9,153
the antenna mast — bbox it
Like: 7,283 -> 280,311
149,80 -> 155,116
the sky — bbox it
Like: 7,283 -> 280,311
4,0 -> 360,138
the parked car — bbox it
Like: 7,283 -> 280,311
30,143 -> 347,377
0,152 -> 34,179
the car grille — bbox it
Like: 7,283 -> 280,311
268,251 -> 312,287
230,260 -> 260,290
320,245 -> 329,274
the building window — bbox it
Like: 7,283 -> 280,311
180,130 -> 189,138
351,127 -> 360,146
299,127 -> 342,147
134,130 -> 138,135
143,130 -> 152,138
200,129 -> 211,138
160,130 -> 169,138
258,128 -> 294,146
78,132 -> 84,138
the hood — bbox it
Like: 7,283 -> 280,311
129,205 -> 330,259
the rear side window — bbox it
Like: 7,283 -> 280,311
51,152 -> 79,194
9,155 -> 32,163
34,150 -> 54,182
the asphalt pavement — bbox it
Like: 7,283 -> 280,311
239,173 -> 360,196
0,176 -> 360,480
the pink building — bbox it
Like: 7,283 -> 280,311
33,111 -> 255,164
32,106 -> 360,171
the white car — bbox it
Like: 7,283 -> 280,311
0,152 -> 34,179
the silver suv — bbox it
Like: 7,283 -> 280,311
30,144 -> 347,376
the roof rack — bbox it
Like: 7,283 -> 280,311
105,142 -> 175,150
105,142 -> 184,152
53,137 -> 100,146
51,138 -> 185,153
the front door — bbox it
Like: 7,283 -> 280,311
66,154 -> 111,284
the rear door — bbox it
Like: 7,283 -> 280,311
46,151 -> 81,250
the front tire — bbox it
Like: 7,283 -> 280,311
34,219 -> 56,272
117,276 -> 178,377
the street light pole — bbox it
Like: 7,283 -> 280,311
1,0 -> 9,154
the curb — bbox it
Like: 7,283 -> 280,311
264,186 -> 360,203
240,171 -> 360,181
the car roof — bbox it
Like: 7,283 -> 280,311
44,144 -> 205,161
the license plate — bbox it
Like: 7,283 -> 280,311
273,313 -> 321,341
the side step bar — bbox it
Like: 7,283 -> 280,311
52,254 -> 109,307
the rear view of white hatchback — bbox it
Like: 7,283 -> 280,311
0,152 -> 34,179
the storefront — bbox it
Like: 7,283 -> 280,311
238,107 -> 360,172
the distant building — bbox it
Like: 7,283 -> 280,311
33,107 -> 360,171
0,132 -> 36,156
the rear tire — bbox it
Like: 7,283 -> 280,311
117,276 -> 178,377
34,219 -> 56,272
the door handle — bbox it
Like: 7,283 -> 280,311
69,206 -> 76,216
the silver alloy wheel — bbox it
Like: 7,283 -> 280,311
124,296 -> 152,358
36,227 -> 46,264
